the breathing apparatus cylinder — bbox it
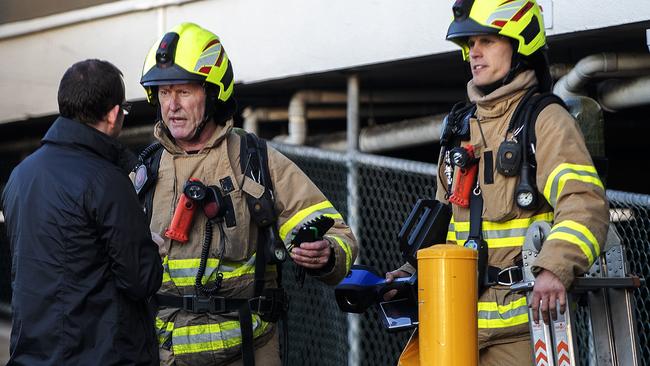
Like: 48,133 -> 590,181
417,244 -> 477,366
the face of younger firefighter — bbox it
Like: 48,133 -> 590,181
467,34 -> 513,87
158,83 -> 207,142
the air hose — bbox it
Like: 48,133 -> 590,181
195,221 -> 227,296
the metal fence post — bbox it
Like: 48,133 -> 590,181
347,73 -> 361,366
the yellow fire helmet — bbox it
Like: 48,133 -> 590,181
140,22 -> 234,104
446,0 -> 546,61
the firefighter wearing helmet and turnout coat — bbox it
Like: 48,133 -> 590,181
386,1 -> 609,364
137,23 -> 357,366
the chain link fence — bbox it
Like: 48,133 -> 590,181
272,142 -> 650,366
604,191 -> 650,366
572,190 -> 650,366
1,142 -> 648,365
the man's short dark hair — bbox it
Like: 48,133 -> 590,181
57,59 -> 124,125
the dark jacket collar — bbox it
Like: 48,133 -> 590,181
42,117 -> 136,172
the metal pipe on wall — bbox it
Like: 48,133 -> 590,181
243,107 -> 348,134
346,74 -> 361,366
314,114 -> 445,153
272,89 -> 463,145
248,105 -> 442,137
553,53 -> 650,100
598,75 -> 650,112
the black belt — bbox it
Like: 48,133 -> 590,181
156,290 -> 287,318
485,265 -> 523,287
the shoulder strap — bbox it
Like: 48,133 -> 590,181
467,190 -> 489,296
134,142 -> 164,224
525,92 -> 567,150
239,132 -> 287,366
239,133 -> 276,227
243,133 -> 273,193
508,90 -> 566,163
441,101 -> 475,147
238,132 -> 282,291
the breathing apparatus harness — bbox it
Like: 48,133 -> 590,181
133,129 -> 289,366
441,87 -> 566,295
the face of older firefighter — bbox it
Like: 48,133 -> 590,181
158,83 -> 207,143
468,34 -> 513,87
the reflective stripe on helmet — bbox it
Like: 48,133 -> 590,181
141,22 -> 235,104
446,0 -> 546,60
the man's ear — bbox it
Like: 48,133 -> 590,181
106,104 -> 121,128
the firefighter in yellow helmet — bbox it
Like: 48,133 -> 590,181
386,1 -> 609,364
137,23 -> 357,366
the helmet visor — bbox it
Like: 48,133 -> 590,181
141,64 -> 206,86
446,16 -> 499,41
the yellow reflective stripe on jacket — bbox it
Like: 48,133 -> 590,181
446,230 -> 457,244
278,200 -> 342,243
156,317 -> 174,345
547,220 -> 600,264
166,254 -> 276,287
448,213 -> 554,248
544,163 -> 604,208
162,256 -> 172,284
171,315 -> 269,355
328,235 -> 352,273
477,296 -> 529,329
446,218 -> 458,243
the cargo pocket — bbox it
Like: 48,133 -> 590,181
218,187 -> 253,261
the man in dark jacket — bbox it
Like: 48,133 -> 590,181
2,59 -> 163,366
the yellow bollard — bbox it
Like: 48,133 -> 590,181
417,244 -> 478,366
397,329 -> 420,366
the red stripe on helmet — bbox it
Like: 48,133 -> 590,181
203,39 -> 220,51
214,49 -> 224,67
511,1 -> 534,21
492,20 -> 507,27
199,66 -> 212,74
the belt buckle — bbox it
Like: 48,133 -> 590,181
250,296 -> 268,314
182,296 -> 203,313
183,296 -> 226,313
497,266 -> 521,286
211,296 -> 227,313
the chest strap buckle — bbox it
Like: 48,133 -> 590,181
182,295 -> 227,313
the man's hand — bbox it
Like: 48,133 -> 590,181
383,270 -> 411,301
291,239 -> 331,269
531,269 -> 567,324
151,231 -> 166,258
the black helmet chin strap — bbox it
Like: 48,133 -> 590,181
188,83 -> 219,142
155,102 -> 175,142
189,114 -> 212,142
